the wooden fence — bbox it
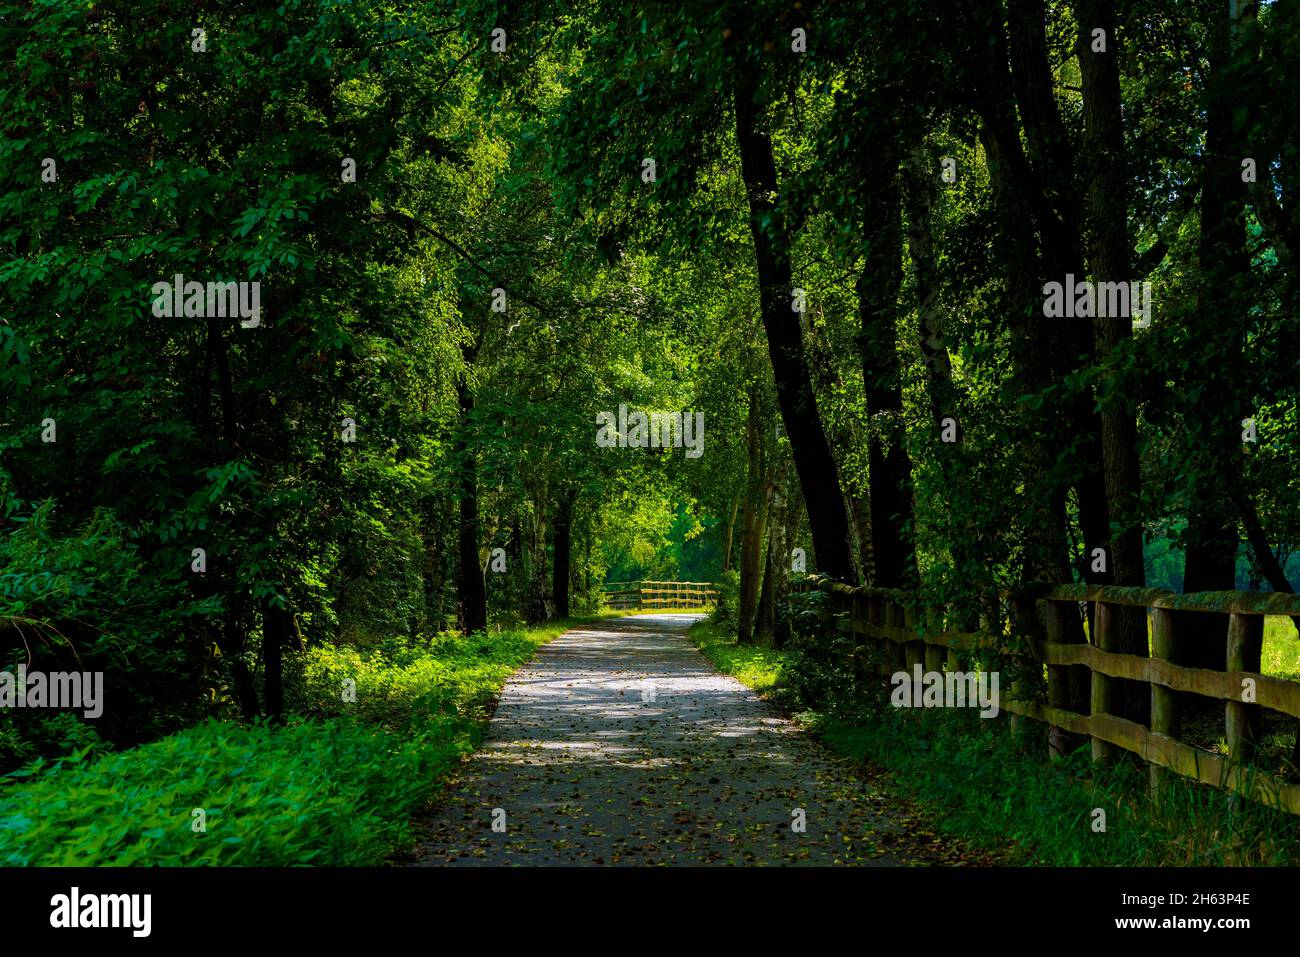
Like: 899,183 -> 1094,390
602,580 -> 718,611
792,576 -> 1300,816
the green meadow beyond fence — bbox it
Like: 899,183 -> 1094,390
602,581 -> 718,611
793,576 -> 1300,817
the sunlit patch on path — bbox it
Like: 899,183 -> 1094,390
414,614 -> 937,866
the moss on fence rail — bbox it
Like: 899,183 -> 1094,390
790,575 -> 1300,818
792,576 -> 1300,617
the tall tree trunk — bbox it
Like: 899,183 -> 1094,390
982,125 -> 1074,587
737,389 -> 771,644
803,300 -> 873,583
722,493 -> 740,573
211,327 -> 259,719
455,380 -> 488,633
904,146 -> 979,628
976,9 -> 1080,593
528,479 -> 550,623
262,602 -> 294,724
1077,0 -> 1148,723
847,489 -> 873,585
755,456 -> 791,647
551,488 -> 576,619
857,150 -> 918,590
731,60 -> 858,585
1180,0 -> 1254,671
1003,0 -> 1113,611
224,597 -> 260,720
584,532 -> 592,597
904,148 -> 952,425
981,114 -> 1091,737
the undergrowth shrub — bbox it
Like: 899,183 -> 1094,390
0,624 -> 558,865
0,718 -> 450,866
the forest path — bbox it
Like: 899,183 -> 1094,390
413,613 -> 956,866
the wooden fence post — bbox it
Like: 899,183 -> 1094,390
807,581 -> 1300,817
883,601 -> 905,676
894,601 -> 908,674
848,591 -> 863,687
1225,612 -> 1264,769
1091,600 -> 1117,764
1149,607 -> 1180,799
1009,596 -> 1044,743
902,602 -> 923,677
924,603 -> 946,675
867,596 -> 887,676
1045,600 -> 1083,760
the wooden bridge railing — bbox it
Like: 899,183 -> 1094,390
603,580 -> 718,611
792,576 -> 1300,816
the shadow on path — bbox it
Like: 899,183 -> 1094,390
413,614 -> 930,866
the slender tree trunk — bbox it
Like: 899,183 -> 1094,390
1180,0 -> 1254,671
976,15 -> 1078,593
981,116 -> 1091,730
756,456 -> 791,646
1078,0 -> 1148,723
722,493 -> 740,573
527,478 -> 550,623
731,61 -> 858,585
802,300 -> 873,583
224,599 -> 260,720
1238,491 -> 1299,627
857,150 -> 918,590
211,328 -> 259,719
755,531 -> 778,647
737,389 -> 771,643
551,488 -> 576,619
847,489 -> 873,584
1003,0 -> 1113,613
422,494 -> 454,628
980,123 -> 1071,583
584,532 -> 592,596
904,148 -> 952,425
262,602 -> 294,724
905,146 -> 980,628
455,380 -> 488,633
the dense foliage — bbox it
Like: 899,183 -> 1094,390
0,0 -> 1297,859
0,621 -> 564,865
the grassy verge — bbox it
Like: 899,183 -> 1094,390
688,618 -> 1300,866
1263,616 -> 1300,679
0,618 -> 576,866
689,618 -> 786,694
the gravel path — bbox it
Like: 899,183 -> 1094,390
414,614 -> 931,866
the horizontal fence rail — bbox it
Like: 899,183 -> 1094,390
602,580 -> 718,611
792,576 -> 1300,817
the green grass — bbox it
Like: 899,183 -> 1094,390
686,619 -> 785,693
0,619 -> 575,866
293,620 -> 573,729
1263,616 -> 1300,680
688,618 -> 1300,866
